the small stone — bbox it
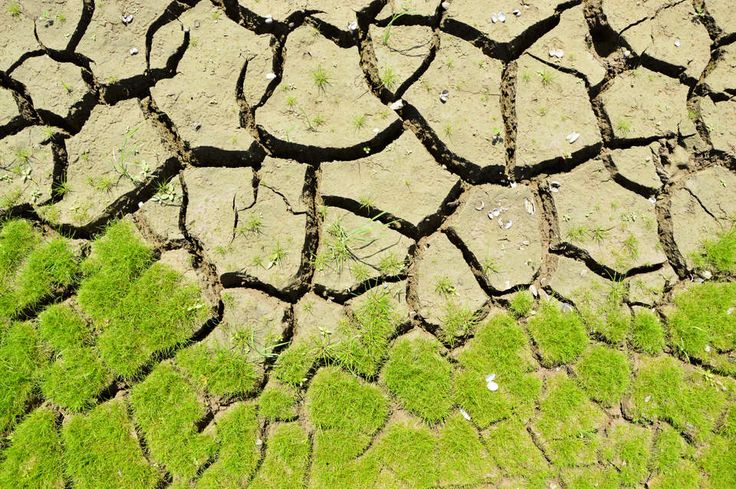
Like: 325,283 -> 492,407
497,11 -> 506,22
513,9 -> 521,16
439,89 -> 450,103
347,21 -> 358,31
623,49 -> 632,58
193,122 -> 202,131
491,132 -> 503,145
549,48 -> 565,59
137,201 -> 144,208
264,14 -> 273,24
727,307 -> 734,315
265,72 -> 277,80
705,344 -> 712,353
529,284 -> 539,298
566,131 -> 580,144
700,270 -> 713,280
491,13 -> 498,23
129,47 -> 139,55
648,195 -> 657,204
674,38 -> 681,47
122,14 -> 134,25
644,395 -> 652,403
499,218 -> 513,230
441,1 -> 451,10
389,99 -> 403,110
288,22 -> 295,28
256,438 -> 263,447
509,181 -> 518,189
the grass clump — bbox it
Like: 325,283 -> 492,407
629,355 -> 726,441
700,436 -> 736,489
331,290 -> 399,377
177,343 -> 257,397
647,424 -> 700,488
509,290 -> 534,318
382,336 -> 452,423
562,467 -> 619,489
272,343 -> 314,386
453,313 -> 540,427
534,372 -> 606,467
97,263 -> 208,378
693,226 -> 736,273
630,308 -> 665,355
258,383 -> 298,422
528,301 -> 588,366
37,303 -> 91,351
41,347 -> 112,412
130,364 -> 216,479
577,283 -> 631,345
573,345 -> 630,407
0,408 -> 64,489
0,219 -> 38,280
374,422 -> 438,488
62,400 -> 159,489
668,282 -> 736,374
439,301 -> 479,346
483,418 -> 552,486
197,403 -> 259,488
437,413 -> 492,486
250,422 -> 310,489
77,221 -> 153,321
0,322 -> 44,433
599,423 -> 651,486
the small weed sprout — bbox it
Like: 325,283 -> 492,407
352,114 -> 367,131
350,262 -> 372,282
482,257 -> 500,275
380,67 -> 398,91
616,118 -> 632,136
382,11 -> 408,45
151,181 -> 179,205
7,1 -> 21,17
286,95 -> 297,108
312,65 -> 331,92
537,69 -> 554,86
312,114 -> 326,128
86,176 -> 115,193
358,195 -> 374,209
434,276 -> 456,298
566,225 -> 589,242
378,253 -> 403,275
590,226 -> 611,244
239,213 -> 263,235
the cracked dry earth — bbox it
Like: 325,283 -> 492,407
2,0 -> 736,488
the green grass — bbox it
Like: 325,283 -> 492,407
0,408 -> 64,489
528,301 -> 588,366
62,400 -> 159,489
312,65 -> 330,92
484,419 -> 551,486
197,403 -> 259,488
693,225 -> 736,273
77,221 -> 154,322
258,383 -> 298,422
272,343 -> 314,386
453,314 -> 540,427
439,301 -> 478,346
96,263 -> 209,378
573,345 -> 630,407
436,413 -> 492,485
130,364 -> 216,479
37,303 -> 91,352
177,342 -> 258,397
374,421 -> 437,488
630,308 -> 665,354
577,283 -> 631,344
599,422 -> 651,486
0,220 -> 39,280
250,422 -> 310,489
0,322 -> 44,433
668,282 -> 736,374
509,290 -> 534,318
382,336 -> 452,423
41,346 -> 112,412
700,435 -> 736,489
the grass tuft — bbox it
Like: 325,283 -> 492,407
250,422 -> 310,489
692,225 -> 736,273
0,322 -> 44,433
177,343 -> 258,397
630,308 -> 665,355
528,301 -> 588,366
258,383 -> 298,422
41,346 -> 112,412
573,345 -> 630,407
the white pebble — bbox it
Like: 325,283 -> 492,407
486,373 -> 499,392
389,99 -> 404,110
129,47 -> 139,55
121,14 -> 134,25
566,131 -> 580,144
497,11 -> 506,22
674,38 -> 681,47
441,1 -> 450,10
264,14 -> 273,24
265,72 -> 277,80
512,9 -> 521,17
549,48 -> 565,59
347,21 -> 358,31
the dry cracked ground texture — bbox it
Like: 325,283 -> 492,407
2,0 -> 736,488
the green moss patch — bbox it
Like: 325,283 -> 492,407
0,408 -> 64,489
41,346 -> 112,412
131,364 -> 216,479
528,302 -> 588,366
382,336 -> 452,423
668,282 -> 736,374
258,383 -> 298,422
250,422 -> 310,489
177,343 -> 258,398
599,422 -> 651,486
37,303 -> 91,352
509,290 -> 534,318
483,418 -> 551,487
574,345 -> 630,407
62,399 -> 159,489
630,308 -> 665,355
454,313 -> 540,427
272,343 -> 314,387
0,322 -> 44,433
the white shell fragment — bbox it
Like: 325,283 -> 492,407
389,99 -> 404,110
566,131 -> 580,144
549,181 -> 561,192
705,344 -> 712,353
727,307 -> 734,315
347,21 -> 358,32
549,48 -> 565,59
264,14 -> 273,24
648,195 -> 657,204
529,284 -> 539,298
488,207 -> 501,219
497,11 -> 506,22
121,14 -> 134,25
486,374 -> 499,392
674,38 -> 681,47
513,9 -> 521,16
265,72 -> 277,80
474,200 -> 485,211
491,13 -> 498,23
441,1 -> 451,10
129,47 -> 139,55
460,408 -> 471,420
524,197 -> 535,215
439,89 -> 450,103
510,181 -> 518,188
499,218 -> 513,230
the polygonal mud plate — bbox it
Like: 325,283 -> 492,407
349,280 -> 411,324
0,1 -> 78,68
0,126 -> 53,208
293,292 -> 346,344
314,210 -> 411,292
237,0 -> 300,21
671,166 -> 736,267
308,0 -> 372,28
414,233 -> 487,325
701,98 -> 736,157
608,144 -> 661,190
515,55 -> 601,169
547,256 -> 612,305
552,159 -> 665,271
215,288 -> 289,365
448,183 -> 541,291
704,44 -> 736,94
158,248 -> 201,289
526,6 -> 606,87
708,0 -> 736,35
76,0 -> 172,83
259,156 -> 308,214
626,263 -> 677,306
378,0 -> 438,17
321,131 -> 459,226
602,0 -> 671,31
403,33 -> 505,168
151,1 -> 270,150
370,23 -> 433,91
601,67 -> 696,140
610,1 -> 710,79
0,87 -> 17,125
449,0 -> 568,44
258,28 -> 398,148
12,56 -> 86,117
55,99 -> 170,226
135,178 -> 184,242
230,186 -> 307,289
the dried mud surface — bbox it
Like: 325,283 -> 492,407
2,0 -> 736,487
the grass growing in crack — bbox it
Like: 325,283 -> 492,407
373,421 -> 438,487
380,66 -> 398,90
378,252 -> 403,275
0,408 -> 64,488
382,336 -> 452,423
37,303 -> 91,352
437,413 -> 492,485
0,322 -> 44,433
273,342 -> 314,386
599,423 -> 651,487
130,364 -> 216,479
249,422 -> 310,489
312,65 -> 331,92
528,301 -> 588,366
509,291 -> 534,318
440,302 -> 479,346
62,400 -> 159,489
177,342 -> 258,397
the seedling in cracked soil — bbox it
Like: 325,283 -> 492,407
312,65 -> 331,93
